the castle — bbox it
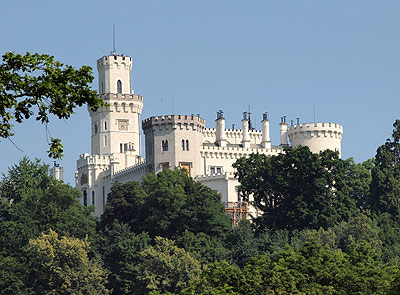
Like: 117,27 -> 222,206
75,53 -> 343,223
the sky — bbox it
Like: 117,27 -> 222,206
1,1 -> 400,185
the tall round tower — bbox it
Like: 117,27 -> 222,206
90,54 -> 143,157
287,122 -> 343,157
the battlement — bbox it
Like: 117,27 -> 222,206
97,54 -> 133,68
90,94 -> 143,115
77,153 -> 112,169
288,122 -> 343,133
142,114 -> 206,131
200,145 -> 282,159
195,172 -> 236,181
112,159 -> 148,180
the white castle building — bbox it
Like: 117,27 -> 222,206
76,53 -> 343,223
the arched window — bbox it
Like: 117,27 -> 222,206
162,140 -> 168,151
182,140 -> 185,151
83,190 -> 87,207
117,80 -> 122,93
104,135 -> 107,147
186,140 -> 189,151
104,121 -> 107,130
92,191 -> 95,205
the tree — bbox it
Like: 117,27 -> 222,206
136,236 -> 201,294
0,52 -> 104,158
95,221 -> 151,295
0,158 -> 96,257
27,229 -> 110,295
369,120 -> 400,216
101,169 -> 231,240
233,147 -> 357,231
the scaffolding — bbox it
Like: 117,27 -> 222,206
224,201 -> 249,226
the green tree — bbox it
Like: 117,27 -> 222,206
344,158 -> 374,209
226,219 -> 260,268
27,229 -> 110,295
0,52 -> 104,158
369,120 -> 400,216
96,221 -> 151,295
101,169 -> 231,240
137,236 -> 201,294
0,158 -> 96,257
233,147 -> 357,231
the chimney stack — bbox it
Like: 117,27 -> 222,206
215,110 -> 227,147
261,112 -> 271,149
280,116 -> 288,146
242,112 -> 251,148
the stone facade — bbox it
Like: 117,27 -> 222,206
75,53 -> 344,221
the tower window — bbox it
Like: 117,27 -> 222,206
117,80 -> 122,93
120,143 -> 123,153
162,140 -> 168,151
83,190 -> 87,207
92,191 -> 95,206
103,186 -> 106,209
104,135 -> 107,147
182,139 -> 189,151
101,81 -> 104,94
94,123 -> 98,134
104,121 -> 107,130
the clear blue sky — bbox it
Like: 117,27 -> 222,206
1,1 -> 400,185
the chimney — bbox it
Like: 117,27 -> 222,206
261,113 -> 271,149
280,116 -> 288,146
242,112 -> 251,148
215,110 -> 227,147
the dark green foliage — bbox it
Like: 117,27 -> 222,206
234,147 -> 357,231
226,219 -> 260,267
369,120 -> 400,216
175,231 -> 229,265
96,221 -> 151,295
180,241 -> 394,295
0,52 -> 104,158
101,169 -> 231,240
0,157 -> 96,254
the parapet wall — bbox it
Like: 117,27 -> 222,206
142,114 -> 206,132
77,153 -> 112,169
97,55 -> 133,69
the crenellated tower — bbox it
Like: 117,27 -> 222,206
90,54 -> 143,159
287,122 -> 343,157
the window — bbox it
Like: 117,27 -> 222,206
120,143 -> 123,153
210,166 -> 223,175
104,121 -> 107,130
235,186 -> 242,202
182,139 -> 189,151
162,140 -> 168,151
83,190 -> 87,207
103,186 -> 106,209
92,191 -> 95,206
94,123 -> 98,134
180,163 -> 191,177
162,163 -> 169,170
104,135 -> 107,147
101,81 -> 104,94
117,80 -> 122,93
